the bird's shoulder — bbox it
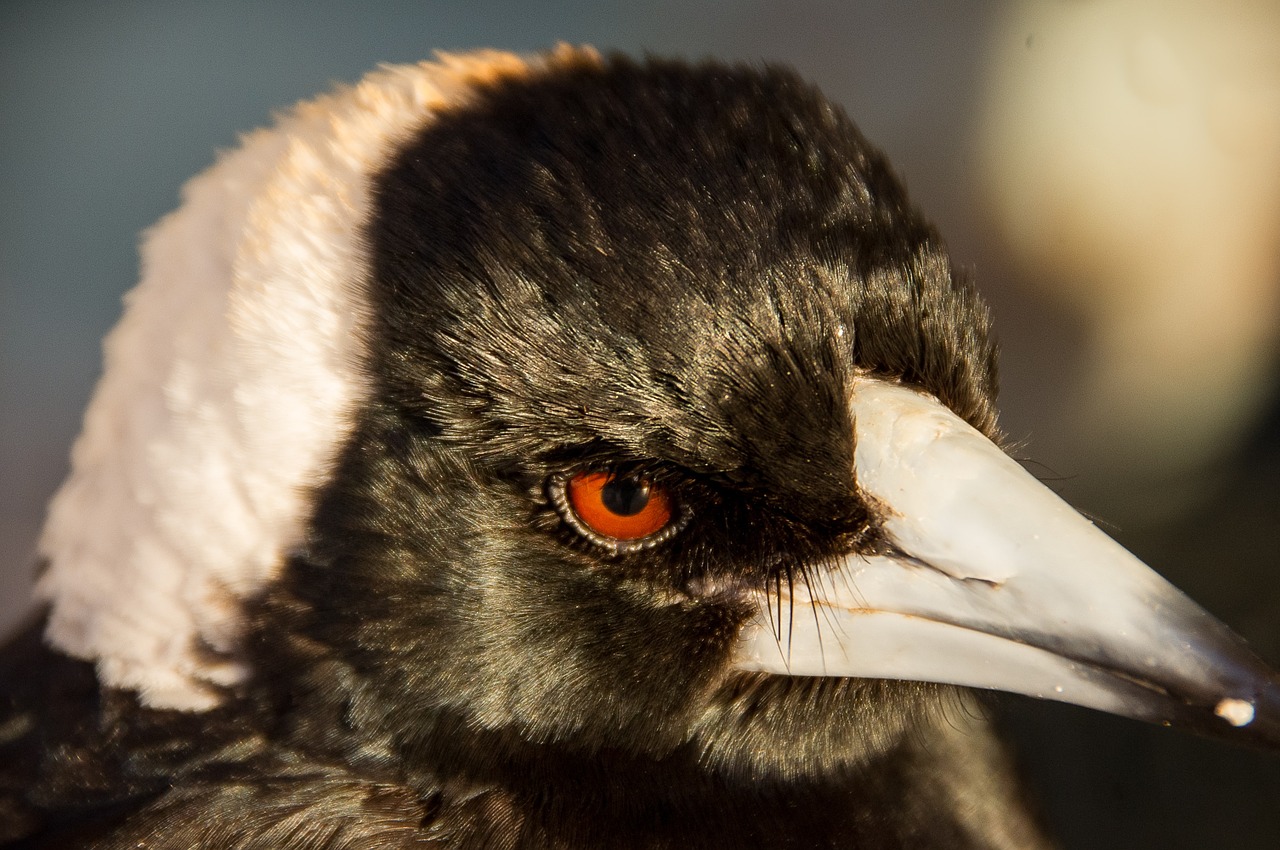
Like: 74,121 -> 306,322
0,616 -> 463,850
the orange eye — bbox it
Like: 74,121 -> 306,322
561,471 -> 676,546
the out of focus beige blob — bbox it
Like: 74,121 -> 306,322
981,0 -> 1280,510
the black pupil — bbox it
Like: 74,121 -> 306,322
601,476 -> 651,516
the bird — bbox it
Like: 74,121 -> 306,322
1,45 -> 1278,849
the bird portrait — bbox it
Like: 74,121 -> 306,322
1,45 -> 1278,849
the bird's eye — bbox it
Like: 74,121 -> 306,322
550,470 -> 685,552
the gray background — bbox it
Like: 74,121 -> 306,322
3,2 -> 1278,847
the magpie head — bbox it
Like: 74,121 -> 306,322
36,49 -> 1280,785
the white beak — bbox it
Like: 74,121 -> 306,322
733,379 -> 1280,745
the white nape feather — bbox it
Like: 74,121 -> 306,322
36,48 -> 585,710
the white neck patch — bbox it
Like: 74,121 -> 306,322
36,47 -> 598,711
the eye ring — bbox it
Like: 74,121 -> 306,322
549,470 -> 689,555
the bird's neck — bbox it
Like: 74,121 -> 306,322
335,701 -> 1044,849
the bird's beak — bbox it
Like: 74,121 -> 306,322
733,379 -> 1280,747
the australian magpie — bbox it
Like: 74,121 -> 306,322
2,47 -> 1277,849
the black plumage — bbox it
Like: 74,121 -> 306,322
0,52 -> 1274,849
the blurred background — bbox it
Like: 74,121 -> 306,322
2,1 -> 1278,846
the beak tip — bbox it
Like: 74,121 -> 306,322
1207,676 -> 1280,750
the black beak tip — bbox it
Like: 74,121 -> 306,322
1226,677 -> 1280,751
1165,671 -> 1280,752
